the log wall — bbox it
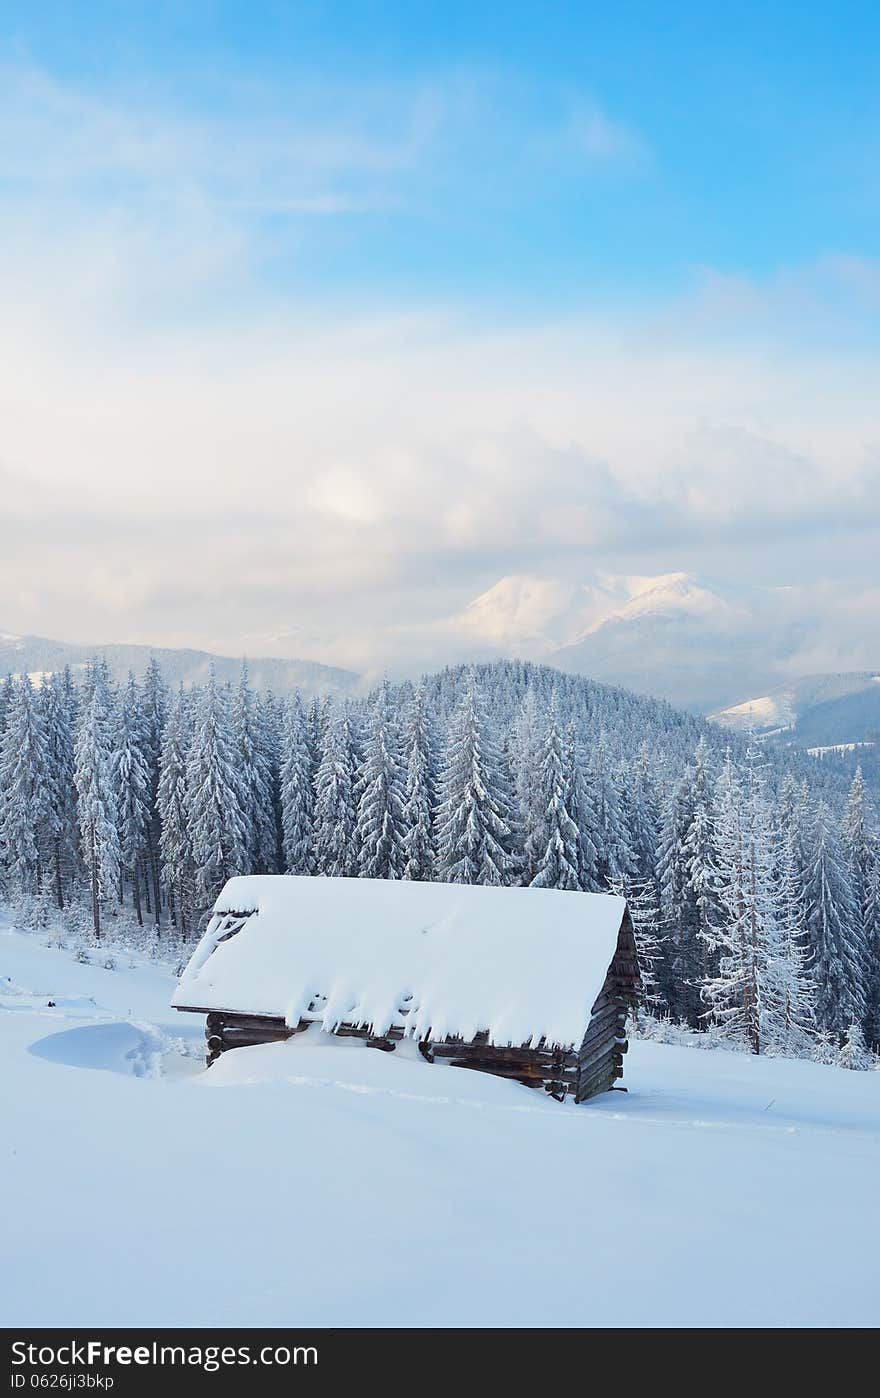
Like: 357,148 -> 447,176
189,908 -> 641,1102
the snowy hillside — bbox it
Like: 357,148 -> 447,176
0,628 -> 358,697
711,672 -> 880,777
431,572 -> 878,713
3,923 -> 878,1328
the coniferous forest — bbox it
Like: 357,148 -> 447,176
1,657 -> 877,1068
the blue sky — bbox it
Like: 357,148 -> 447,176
0,4 -> 878,677
4,1 -> 879,312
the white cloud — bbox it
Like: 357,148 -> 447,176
0,63 -> 876,680
540,99 -> 648,165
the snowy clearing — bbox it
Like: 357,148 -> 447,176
2,923 -> 879,1328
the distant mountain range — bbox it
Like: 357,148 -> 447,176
3,566 -> 877,736
0,630 -> 358,697
439,570 -> 855,713
710,672 -> 880,750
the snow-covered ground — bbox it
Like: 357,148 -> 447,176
2,923 -> 878,1328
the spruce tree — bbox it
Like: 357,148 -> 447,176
842,768 -> 877,1042
802,799 -> 866,1040
400,681 -> 436,881
355,679 -> 407,880
565,725 -> 599,892
157,686 -> 194,937
587,732 -> 631,887
705,750 -> 816,1054
113,673 -> 152,925
513,688 -> 548,885
435,674 -> 517,886
865,861 -> 880,1048
232,663 -> 278,875
279,694 -> 315,875
312,705 -> 357,877
74,679 -> 120,937
836,1020 -> 874,1071
0,676 -> 49,899
140,657 -> 168,927
0,673 -> 14,738
40,671 -> 78,909
529,700 -> 580,890
186,671 -> 249,911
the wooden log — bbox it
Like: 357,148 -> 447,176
220,1028 -> 294,1047
577,1041 -> 624,1076
576,1067 -> 618,1103
576,1056 -> 623,1090
577,1056 -> 622,1101
580,1012 -> 625,1045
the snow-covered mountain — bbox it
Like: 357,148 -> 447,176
711,672 -> 880,747
0,629 -> 358,696
436,571 -> 797,710
426,570 -> 879,714
455,571 -> 739,658
5,569 -> 877,716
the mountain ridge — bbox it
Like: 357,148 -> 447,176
0,630 -> 358,697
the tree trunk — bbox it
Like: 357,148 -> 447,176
142,853 -> 152,916
91,832 -> 101,940
147,829 -> 162,929
132,866 -> 143,927
53,837 -> 64,910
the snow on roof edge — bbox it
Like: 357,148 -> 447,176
173,875 -> 627,1050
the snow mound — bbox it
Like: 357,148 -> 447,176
29,1020 -> 202,1079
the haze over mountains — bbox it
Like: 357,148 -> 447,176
0,630 -> 356,698
411,571 -> 878,714
712,673 -> 880,749
3,567 -> 877,742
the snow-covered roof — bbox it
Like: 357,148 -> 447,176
173,875 -> 627,1050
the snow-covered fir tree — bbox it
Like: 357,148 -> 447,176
866,861 -> 880,1049
312,704 -> 357,877
841,768 -> 878,1044
186,671 -> 250,912
704,749 -> 816,1055
279,694 -> 315,875
529,699 -> 581,890
139,656 -> 168,926
113,673 -> 153,925
355,679 -> 407,880
40,670 -> 79,909
842,769 -> 876,928
0,676 -> 49,899
232,663 -> 279,875
802,798 -> 866,1040
0,673 -> 15,739
587,731 -> 633,887
400,680 -> 436,881
836,1019 -> 875,1071
513,688 -> 549,885
157,686 -> 194,937
74,677 -> 120,937
436,673 -> 518,886
565,724 -> 599,892
657,750 -> 706,1026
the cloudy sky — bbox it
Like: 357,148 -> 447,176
1,3 -> 879,680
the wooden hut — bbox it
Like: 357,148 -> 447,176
173,875 -> 639,1103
